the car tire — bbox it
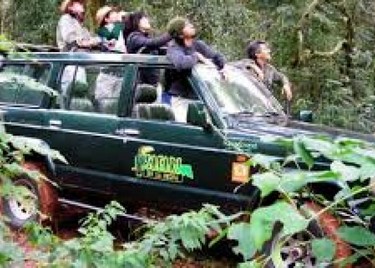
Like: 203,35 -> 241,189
264,201 -> 352,268
1,162 -> 57,229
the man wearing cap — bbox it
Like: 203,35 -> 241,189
56,0 -> 100,52
96,6 -> 126,53
164,17 -> 226,122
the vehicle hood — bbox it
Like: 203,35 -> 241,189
226,117 -> 375,143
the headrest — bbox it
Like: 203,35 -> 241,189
70,82 -> 89,98
134,84 -> 157,103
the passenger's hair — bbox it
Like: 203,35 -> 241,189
246,40 -> 268,60
123,11 -> 147,41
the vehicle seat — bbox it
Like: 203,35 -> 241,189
133,84 -> 175,121
99,98 -> 118,114
69,82 -> 94,112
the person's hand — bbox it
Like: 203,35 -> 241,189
107,39 -> 116,47
219,65 -> 229,80
195,52 -> 212,65
282,84 -> 293,101
78,38 -> 99,48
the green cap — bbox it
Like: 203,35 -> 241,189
167,17 -> 187,38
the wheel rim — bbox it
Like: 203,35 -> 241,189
8,197 -> 37,221
268,202 -> 351,268
279,233 -> 317,268
7,182 -> 38,221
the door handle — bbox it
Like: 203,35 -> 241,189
49,119 -> 62,129
115,128 -> 140,136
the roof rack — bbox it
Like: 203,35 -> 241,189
14,43 -> 60,52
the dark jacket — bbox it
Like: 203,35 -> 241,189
127,31 -> 171,54
165,40 -> 225,98
167,40 -> 225,71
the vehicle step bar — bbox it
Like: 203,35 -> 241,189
58,198 -> 155,224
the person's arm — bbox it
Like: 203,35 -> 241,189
194,40 -> 225,70
129,32 -> 171,51
59,17 -> 99,49
167,45 -> 198,71
59,16 -> 81,46
271,65 -> 292,100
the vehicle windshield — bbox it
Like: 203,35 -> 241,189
194,64 -> 284,116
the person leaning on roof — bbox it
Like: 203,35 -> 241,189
96,6 -> 127,53
165,17 -> 226,122
234,40 -> 293,101
56,0 -> 101,52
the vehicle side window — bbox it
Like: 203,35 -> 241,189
132,66 -> 198,124
2,63 -> 51,84
59,65 -> 126,115
0,63 -> 54,107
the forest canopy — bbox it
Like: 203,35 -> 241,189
1,0 -> 375,133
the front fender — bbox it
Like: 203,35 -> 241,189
10,136 -> 62,177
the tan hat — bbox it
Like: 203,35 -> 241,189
96,6 -> 114,26
60,0 -> 84,14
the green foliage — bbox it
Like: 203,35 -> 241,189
311,238 -> 336,263
135,204 -> 237,263
249,134 -> 375,265
337,226 -> 375,247
0,218 -> 24,266
228,202 -> 308,261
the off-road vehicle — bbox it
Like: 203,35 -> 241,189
1,52 -> 374,260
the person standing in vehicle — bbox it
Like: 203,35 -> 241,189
94,6 -> 127,112
57,0 -> 101,108
125,11 -> 171,85
234,40 -> 293,101
125,11 -> 171,54
56,0 -> 100,52
96,6 -> 127,53
165,17 -> 226,122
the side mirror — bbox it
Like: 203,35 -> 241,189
187,101 -> 212,130
0,54 -> 4,71
298,110 -> 313,123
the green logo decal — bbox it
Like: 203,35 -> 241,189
132,146 -> 195,183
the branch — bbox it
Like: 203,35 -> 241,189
310,40 -> 346,58
296,0 -> 326,30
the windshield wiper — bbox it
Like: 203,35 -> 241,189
261,111 -> 283,117
229,110 -> 254,117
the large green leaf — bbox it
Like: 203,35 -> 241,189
330,161 -> 360,182
251,154 -> 281,169
250,202 -> 309,250
293,138 -> 315,169
337,226 -> 375,246
227,222 -> 256,261
238,260 -> 262,268
252,172 -> 281,198
312,238 -> 336,263
300,136 -> 336,157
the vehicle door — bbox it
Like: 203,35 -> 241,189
39,63 -> 136,195
114,65 -> 254,209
